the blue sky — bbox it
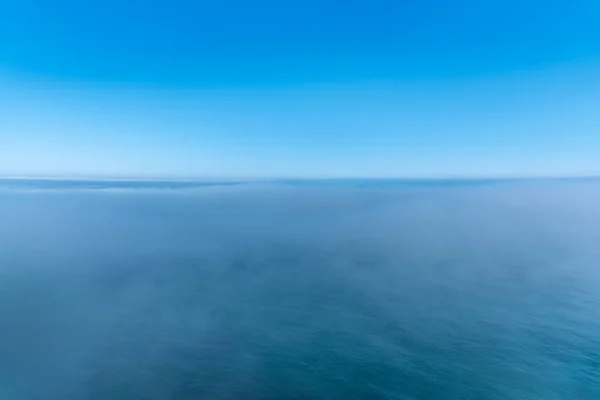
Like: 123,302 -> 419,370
1,0 -> 599,178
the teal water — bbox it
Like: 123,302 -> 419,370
1,179 -> 600,399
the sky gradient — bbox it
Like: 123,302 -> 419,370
1,0 -> 599,178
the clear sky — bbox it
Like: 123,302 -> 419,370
1,0 -> 599,178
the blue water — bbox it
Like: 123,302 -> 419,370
1,179 -> 600,399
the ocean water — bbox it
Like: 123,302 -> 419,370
1,179 -> 600,399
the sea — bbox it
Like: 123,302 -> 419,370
1,178 -> 600,399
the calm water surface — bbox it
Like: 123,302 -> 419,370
1,179 -> 600,399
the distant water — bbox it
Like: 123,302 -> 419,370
1,179 -> 600,399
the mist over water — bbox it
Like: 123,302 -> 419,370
1,179 -> 600,399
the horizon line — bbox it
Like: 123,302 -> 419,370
1,174 -> 599,182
